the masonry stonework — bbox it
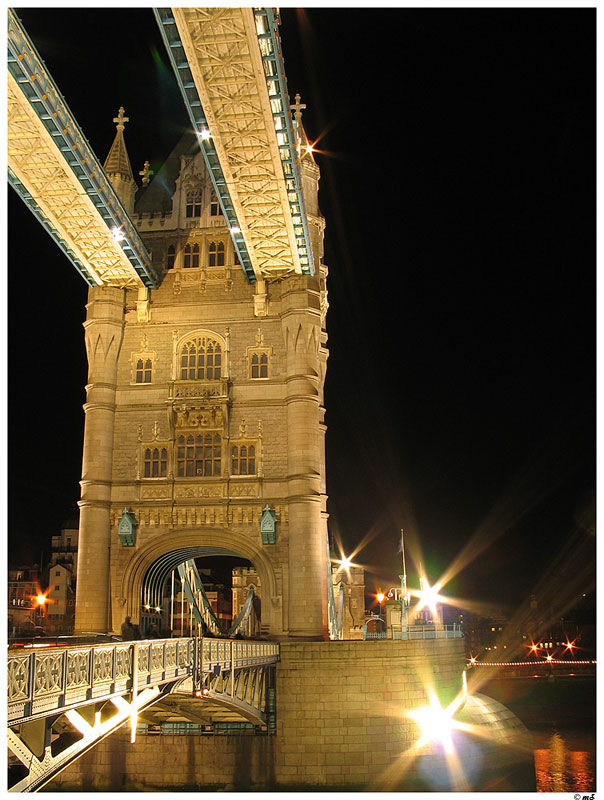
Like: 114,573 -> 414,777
75,127 -> 328,640
48,639 -> 534,791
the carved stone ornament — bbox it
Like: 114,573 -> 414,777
175,405 -> 223,428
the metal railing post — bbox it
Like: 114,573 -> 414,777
131,643 -> 139,743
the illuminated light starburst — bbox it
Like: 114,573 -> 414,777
408,689 -> 466,755
409,576 -> 448,620
332,553 -> 357,577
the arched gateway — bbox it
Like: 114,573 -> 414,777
118,529 -> 280,635
75,113 -> 329,640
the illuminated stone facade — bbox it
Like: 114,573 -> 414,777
75,117 -> 329,639
48,638 -> 536,791
232,564 -> 366,640
332,565 -> 366,639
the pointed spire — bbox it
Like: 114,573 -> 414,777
104,106 -> 135,181
291,93 -> 316,164
291,93 -> 306,127
104,106 -> 136,214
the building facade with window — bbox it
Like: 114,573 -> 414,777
76,120 -> 328,640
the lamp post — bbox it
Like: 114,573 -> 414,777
377,591 -> 385,633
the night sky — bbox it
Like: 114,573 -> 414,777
8,8 -> 595,619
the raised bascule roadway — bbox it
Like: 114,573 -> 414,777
7,7 -> 535,793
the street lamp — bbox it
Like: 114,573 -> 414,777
377,591 -> 385,627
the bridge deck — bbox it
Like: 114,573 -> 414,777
8,637 -> 279,792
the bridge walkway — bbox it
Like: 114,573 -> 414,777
7,637 -> 279,792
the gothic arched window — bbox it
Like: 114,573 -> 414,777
135,358 -> 153,384
210,191 -> 223,217
179,336 -> 222,380
144,447 -> 167,478
231,444 -> 256,475
183,242 -> 200,269
209,241 -> 225,267
176,433 -> 221,477
250,352 -> 269,379
186,189 -> 202,218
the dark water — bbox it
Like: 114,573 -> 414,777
477,674 -> 596,793
531,726 -> 595,793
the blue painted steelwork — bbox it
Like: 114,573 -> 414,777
253,8 -> 315,276
7,10 -> 158,289
227,585 -> 257,637
178,559 -> 224,636
153,8 -> 256,283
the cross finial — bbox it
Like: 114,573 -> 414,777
139,160 -> 153,186
113,106 -> 129,132
291,92 -> 306,123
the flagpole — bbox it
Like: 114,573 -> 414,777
401,528 -> 407,627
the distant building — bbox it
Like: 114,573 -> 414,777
45,563 -> 75,632
44,515 -> 79,633
232,566 -> 260,624
8,566 -> 43,635
232,563 -> 366,639
331,565 -> 365,639
168,567 -> 233,637
198,568 -> 232,626
49,518 -> 79,575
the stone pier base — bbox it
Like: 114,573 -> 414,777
47,639 -> 535,791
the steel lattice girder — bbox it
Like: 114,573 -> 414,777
7,687 -> 164,793
7,10 -> 158,289
155,7 -> 315,281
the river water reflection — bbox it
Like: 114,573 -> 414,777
531,727 -> 595,792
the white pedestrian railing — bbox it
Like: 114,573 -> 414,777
391,624 -> 463,640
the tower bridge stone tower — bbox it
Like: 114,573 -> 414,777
75,113 -> 329,640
